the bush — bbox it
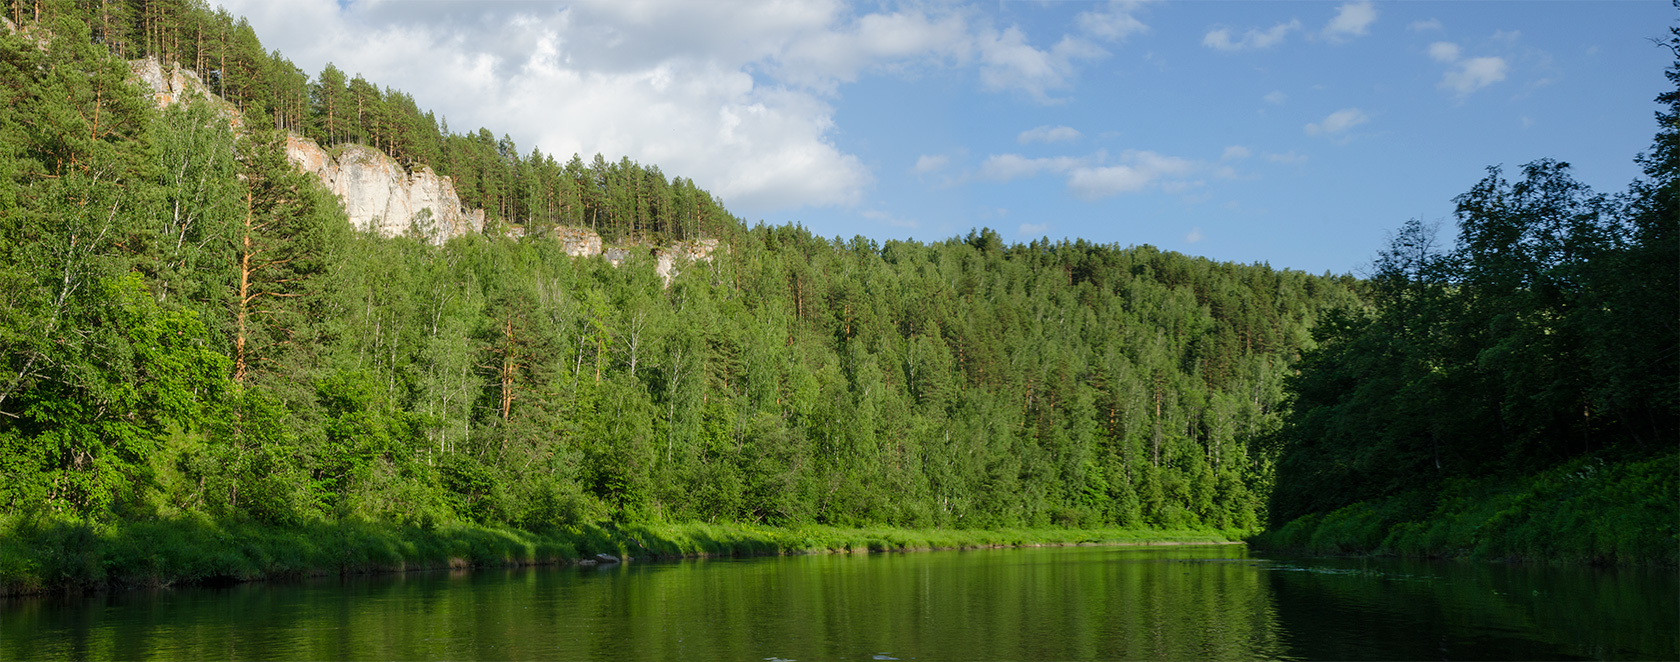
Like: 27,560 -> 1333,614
1258,453 -> 1679,566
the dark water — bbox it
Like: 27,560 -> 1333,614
3,544 -> 1674,660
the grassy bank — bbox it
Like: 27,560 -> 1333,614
1252,453 -> 1679,566
0,517 -> 1243,596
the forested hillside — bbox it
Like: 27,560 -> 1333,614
0,2 -> 1360,539
1263,25 -> 1678,564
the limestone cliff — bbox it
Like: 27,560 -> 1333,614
284,135 -> 483,242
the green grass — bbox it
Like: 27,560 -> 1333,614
0,517 -> 1242,596
1252,452 -> 1679,566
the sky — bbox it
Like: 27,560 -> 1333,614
212,0 -> 1675,275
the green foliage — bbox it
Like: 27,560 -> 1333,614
0,513 -> 1240,596
1257,453 -> 1679,566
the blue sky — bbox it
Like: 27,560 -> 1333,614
219,0 -> 1673,274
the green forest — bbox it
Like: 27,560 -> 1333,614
0,1 -> 1672,592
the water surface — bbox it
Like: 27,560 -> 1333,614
4,544 -> 1673,660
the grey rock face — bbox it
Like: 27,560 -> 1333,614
285,135 -> 483,243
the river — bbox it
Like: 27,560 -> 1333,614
3,544 -> 1673,660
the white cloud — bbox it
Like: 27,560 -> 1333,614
1203,20 -> 1301,52
1423,39 -> 1508,98
1185,227 -> 1204,243
862,208 -> 918,229
1441,56 -> 1508,96
1018,125 -> 1082,144
1065,150 -> 1194,199
978,153 -> 1088,182
1160,179 -> 1204,195
978,29 -> 1107,103
1265,151 -> 1309,165
914,154 -> 950,174
1322,1 -> 1377,43
974,149 -> 1195,199
1077,0 -> 1150,41
1409,18 -> 1443,32
776,10 -> 973,91
1221,145 -> 1251,161
1018,222 -> 1051,236
1305,108 -> 1369,136
1428,41 -> 1461,64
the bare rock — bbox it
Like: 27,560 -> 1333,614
284,134 -> 481,243
655,238 -> 721,286
128,56 -> 244,128
555,226 -> 603,258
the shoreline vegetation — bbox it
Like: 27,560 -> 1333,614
1254,452 -> 1678,567
0,520 -> 1242,597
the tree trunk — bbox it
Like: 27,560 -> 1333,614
234,190 -> 253,382
499,315 -> 515,421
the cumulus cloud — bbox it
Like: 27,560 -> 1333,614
914,154 -> 950,174
1065,151 -> 1195,199
975,149 -> 1195,199
1203,20 -> 1301,52
977,29 -> 1107,103
777,10 -> 972,91
1428,41 -> 1461,63
1077,0 -> 1150,41
1305,108 -> 1369,136
1185,227 -> 1204,243
1018,125 -> 1082,144
862,208 -> 919,229
1018,222 -> 1051,236
1221,145 -> 1251,161
1265,151 -> 1309,165
1425,40 -> 1508,97
1263,90 -> 1288,105
1409,18 -> 1444,32
978,153 -> 1089,182
1322,1 -> 1377,43
1441,56 -> 1508,96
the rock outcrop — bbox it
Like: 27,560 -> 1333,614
285,135 -> 483,243
548,226 -> 719,286
655,238 -> 721,286
555,226 -> 604,258
129,57 -> 242,127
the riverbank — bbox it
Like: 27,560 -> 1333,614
1251,452 -> 1678,567
0,518 -> 1244,596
